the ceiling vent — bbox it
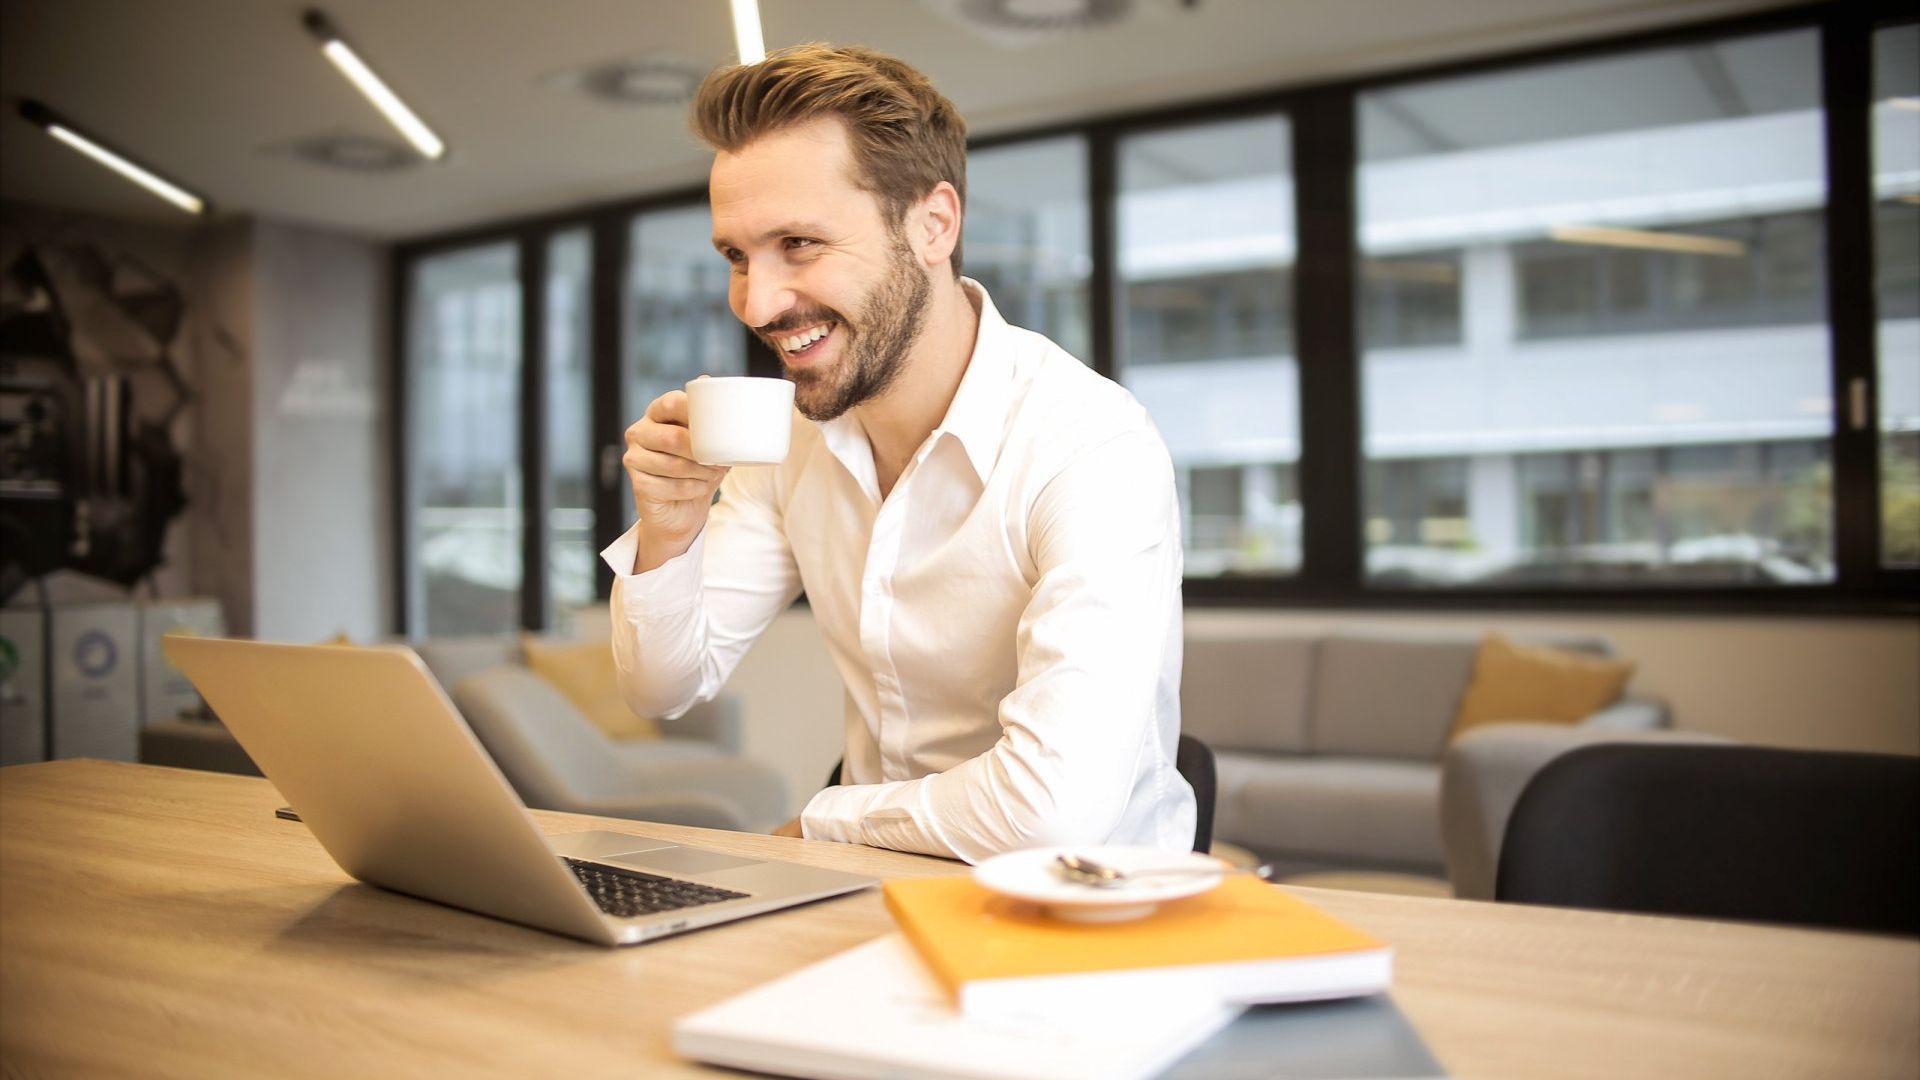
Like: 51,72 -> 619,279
547,54 -> 706,106
917,0 -> 1192,47
284,134 -> 420,173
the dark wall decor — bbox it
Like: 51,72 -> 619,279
0,241 -> 193,598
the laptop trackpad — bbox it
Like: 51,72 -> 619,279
613,847 -> 762,876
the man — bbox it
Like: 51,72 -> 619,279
603,43 -> 1193,863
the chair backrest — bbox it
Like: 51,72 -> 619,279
822,733 -> 1219,854
1497,743 -> 1920,936
1177,732 -> 1217,855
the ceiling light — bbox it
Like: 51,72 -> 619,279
962,0 -> 1131,32
547,55 -> 705,106
285,134 -> 421,173
302,9 -> 445,160
16,100 -> 207,215
1549,224 -> 1746,258
730,0 -> 766,64
1887,97 -> 1920,112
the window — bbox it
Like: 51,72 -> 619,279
966,136 -> 1092,361
1118,114 -> 1300,575
1874,22 -> 1920,567
405,242 -> 521,635
544,230 -> 594,618
1513,211 -> 1826,338
1362,252 -> 1463,349
1357,28 -> 1835,587
623,204 -> 746,528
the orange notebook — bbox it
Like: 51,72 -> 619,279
883,875 -> 1392,1021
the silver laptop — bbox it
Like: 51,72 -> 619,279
163,635 -> 875,947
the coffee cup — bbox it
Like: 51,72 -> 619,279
685,376 -> 795,465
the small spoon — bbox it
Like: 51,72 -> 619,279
1053,853 -> 1275,889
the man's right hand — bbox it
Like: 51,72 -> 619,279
623,388 -> 730,574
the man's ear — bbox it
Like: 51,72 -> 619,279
915,181 -> 962,269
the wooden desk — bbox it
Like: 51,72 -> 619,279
3,761 -> 1915,1079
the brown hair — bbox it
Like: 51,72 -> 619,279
691,43 -> 969,276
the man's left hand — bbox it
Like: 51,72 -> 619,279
771,817 -> 803,838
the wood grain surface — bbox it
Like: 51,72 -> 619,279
2,760 -> 1914,1079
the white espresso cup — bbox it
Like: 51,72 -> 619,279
685,376 -> 795,465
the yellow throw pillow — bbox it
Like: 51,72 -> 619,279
519,635 -> 660,741
1450,633 -> 1634,741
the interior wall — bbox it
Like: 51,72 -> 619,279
719,605 -> 1920,816
248,221 -> 391,642
185,219 -> 254,632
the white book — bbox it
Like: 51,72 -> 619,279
672,932 -> 1242,1080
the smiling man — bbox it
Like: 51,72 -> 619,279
603,44 -> 1194,862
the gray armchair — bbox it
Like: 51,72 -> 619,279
450,666 -> 788,832
1439,721 -> 1732,900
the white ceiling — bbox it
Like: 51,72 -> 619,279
0,0 -> 1801,242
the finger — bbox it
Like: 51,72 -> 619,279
628,417 -> 696,459
644,390 -> 689,426
625,444 -> 726,484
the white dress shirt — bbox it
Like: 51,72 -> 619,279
600,281 -> 1194,863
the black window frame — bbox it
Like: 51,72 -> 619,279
390,2 -> 1917,634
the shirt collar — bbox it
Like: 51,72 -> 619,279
933,278 -> 1013,483
815,277 -> 1013,487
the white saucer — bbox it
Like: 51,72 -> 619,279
973,846 -> 1227,922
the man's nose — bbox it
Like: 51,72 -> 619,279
735,261 -> 797,331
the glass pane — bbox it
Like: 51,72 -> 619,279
1357,29 -> 1834,587
545,229 -> 594,618
1117,114 -> 1299,576
965,136 -> 1092,361
624,204 -> 745,528
1873,23 -> 1920,567
408,242 -> 521,634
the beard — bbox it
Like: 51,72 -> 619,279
757,232 -> 931,423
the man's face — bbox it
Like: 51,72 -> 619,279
709,117 -> 931,422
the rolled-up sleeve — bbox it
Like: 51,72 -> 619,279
799,428 -> 1185,862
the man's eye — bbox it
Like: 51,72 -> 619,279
785,237 -> 818,251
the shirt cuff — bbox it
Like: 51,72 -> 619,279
600,525 -> 706,612
800,779 -> 964,861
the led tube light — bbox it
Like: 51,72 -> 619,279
304,9 -> 445,160
731,0 -> 766,64
18,101 -> 207,215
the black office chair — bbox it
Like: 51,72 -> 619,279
823,733 -> 1219,854
1496,743 -> 1920,936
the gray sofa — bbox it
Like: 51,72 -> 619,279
413,637 -> 788,833
1180,628 -> 1669,881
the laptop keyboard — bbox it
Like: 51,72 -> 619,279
561,857 -> 750,918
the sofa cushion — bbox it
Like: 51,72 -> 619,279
1449,633 -> 1634,740
1216,752 -> 1444,869
1309,636 -> 1478,760
612,739 -> 724,767
521,634 -> 660,740
1181,634 -> 1315,754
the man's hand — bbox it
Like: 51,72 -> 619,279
623,384 -> 731,574
771,817 -> 803,838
